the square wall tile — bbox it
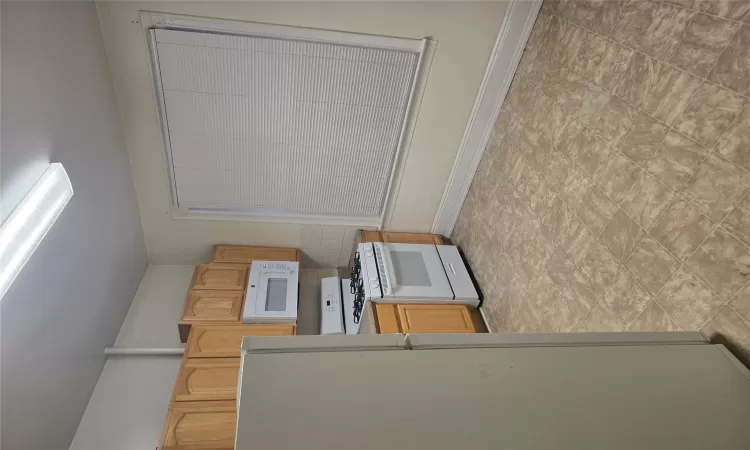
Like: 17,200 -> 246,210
647,131 -> 708,191
621,172 -> 675,231
682,152 -> 750,222
670,13 -> 739,78
674,82 -> 746,148
603,268 -> 652,327
687,227 -> 750,300
625,236 -> 680,295
321,225 -> 345,250
300,248 -> 341,268
651,199 -> 714,261
600,208 -> 646,263
299,224 -> 323,249
656,267 -> 723,330
709,24 -> 750,96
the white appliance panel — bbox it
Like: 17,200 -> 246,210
243,261 -> 299,324
320,277 -> 344,335
377,242 -> 453,301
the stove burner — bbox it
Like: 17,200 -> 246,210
349,251 -> 364,323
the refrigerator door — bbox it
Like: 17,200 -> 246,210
236,334 -> 750,450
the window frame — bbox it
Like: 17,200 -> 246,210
142,11 -> 432,227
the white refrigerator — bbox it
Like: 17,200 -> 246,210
236,332 -> 750,450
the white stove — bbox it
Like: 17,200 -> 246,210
348,242 -> 479,329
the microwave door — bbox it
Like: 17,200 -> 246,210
254,271 -> 297,322
383,244 -> 453,300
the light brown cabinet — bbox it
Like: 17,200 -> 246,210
173,358 -> 241,402
186,324 -> 296,358
189,264 -> 248,291
178,290 -> 245,342
360,230 -> 448,245
182,290 -> 244,323
160,400 -> 236,449
374,303 -> 483,334
212,245 -> 299,265
381,231 -> 446,245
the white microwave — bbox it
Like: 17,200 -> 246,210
243,261 -> 299,324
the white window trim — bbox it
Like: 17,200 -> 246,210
141,11 -> 433,228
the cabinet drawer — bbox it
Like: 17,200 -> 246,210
186,324 -> 296,358
374,304 -> 478,334
212,245 -> 299,264
160,400 -> 236,449
397,304 -> 475,333
173,358 -> 240,402
181,290 -> 243,323
190,264 -> 248,291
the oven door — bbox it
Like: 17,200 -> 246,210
243,261 -> 299,324
376,243 -> 454,302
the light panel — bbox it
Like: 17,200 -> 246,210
0,163 -> 73,299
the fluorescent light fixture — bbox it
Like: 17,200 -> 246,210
0,163 -> 73,300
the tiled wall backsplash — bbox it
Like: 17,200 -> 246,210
299,225 -> 369,268
452,0 -> 750,363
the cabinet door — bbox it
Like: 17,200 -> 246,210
381,232 -> 445,244
212,245 -> 299,264
186,324 -> 296,358
190,264 -> 248,291
160,400 -> 236,449
181,290 -> 243,323
173,358 -> 240,402
396,304 -> 476,333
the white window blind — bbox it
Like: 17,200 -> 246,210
149,27 -> 422,221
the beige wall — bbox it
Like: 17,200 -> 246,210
453,0 -> 750,365
95,1 -> 507,264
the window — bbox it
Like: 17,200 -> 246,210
146,13 -> 428,225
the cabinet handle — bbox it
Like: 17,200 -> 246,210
448,263 -> 456,275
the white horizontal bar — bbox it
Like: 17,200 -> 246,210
104,347 -> 184,356
143,11 -> 423,52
